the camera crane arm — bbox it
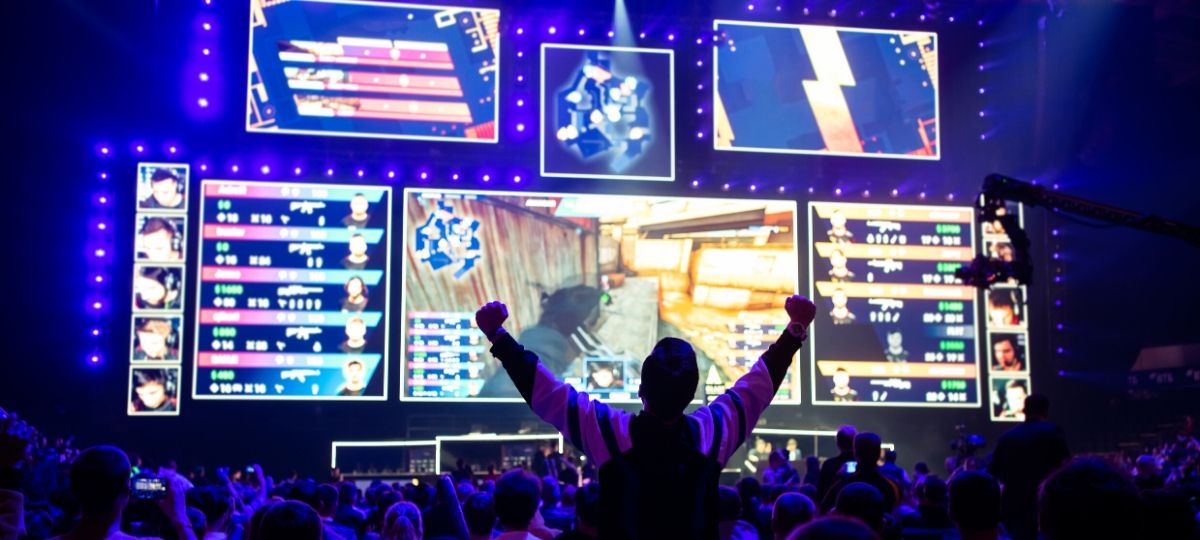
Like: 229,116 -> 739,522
982,174 -> 1200,247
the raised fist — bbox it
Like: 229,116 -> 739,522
785,295 -> 817,328
475,301 -> 509,340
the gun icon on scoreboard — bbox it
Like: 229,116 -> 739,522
276,284 -> 324,297
288,201 -> 328,214
866,259 -> 905,274
287,242 -> 326,256
866,220 -> 903,233
280,368 -> 321,383
868,298 -> 906,311
285,326 -> 323,341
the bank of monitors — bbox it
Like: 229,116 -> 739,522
193,180 -> 393,400
714,21 -> 938,160
129,163 -> 190,416
808,202 -> 980,407
982,202 -> 1031,421
401,189 -> 800,402
247,0 -> 500,142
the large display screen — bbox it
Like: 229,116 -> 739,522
540,45 -> 675,181
808,202 -> 979,407
714,21 -> 938,160
193,181 -> 392,400
401,189 -> 799,402
247,0 -> 500,142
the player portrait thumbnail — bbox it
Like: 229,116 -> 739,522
829,287 -> 856,325
830,367 -> 859,402
129,367 -> 180,415
826,208 -> 854,244
342,233 -> 371,270
343,193 -> 372,229
991,376 -> 1030,421
341,316 -> 368,354
987,288 -> 1026,328
541,44 -> 675,181
131,316 -> 182,362
135,215 -> 185,262
137,163 -> 188,212
341,276 -> 369,312
827,247 -> 855,282
133,265 -> 183,311
989,332 -> 1027,373
338,358 -> 368,397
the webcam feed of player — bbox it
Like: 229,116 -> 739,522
401,188 -> 800,403
808,202 -> 980,407
541,45 -> 675,181
990,375 -> 1031,422
132,315 -> 183,363
129,366 -> 181,416
714,21 -> 938,160
247,0 -> 500,142
137,163 -> 189,212
135,215 -> 186,263
133,265 -> 184,312
988,331 -> 1027,374
193,181 -> 392,400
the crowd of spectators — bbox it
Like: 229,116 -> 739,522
2,404 -> 1197,540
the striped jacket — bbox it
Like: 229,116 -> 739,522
490,325 -> 806,539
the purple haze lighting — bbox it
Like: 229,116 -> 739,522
889,11 -> 896,18
1055,299 -> 1063,306
778,186 -> 786,193
947,193 -> 956,201
1052,252 -> 1060,259
722,183 -> 730,191
978,87 -> 986,94
919,192 -> 927,200
1054,276 -> 1062,283
979,110 -> 986,117
919,14 -> 927,21
862,190 -> 870,198
977,19 -> 984,26
1057,370 -> 1065,376
807,187 -> 815,194
891,188 -> 899,197
948,16 -> 956,22
980,134 -> 988,141
1056,323 -> 1064,330
978,41 -> 985,48
1056,347 -> 1065,354
829,9 -> 837,17
1052,229 -> 1060,236
804,8 -> 811,15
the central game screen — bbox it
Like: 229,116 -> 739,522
401,188 -> 800,402
247,0 -> 501,142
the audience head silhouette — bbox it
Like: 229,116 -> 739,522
638,337 -> 699,418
